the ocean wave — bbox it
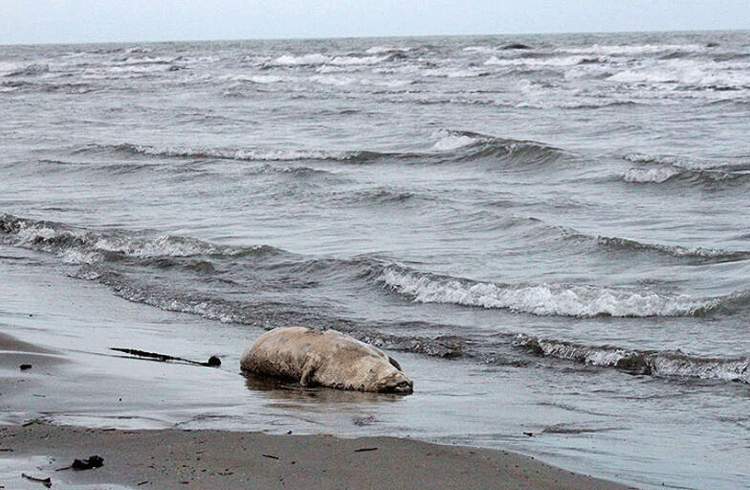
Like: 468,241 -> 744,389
267,53 -> 393,67
230,74 -> 291,84
309,74 -> 356,86
365,45 -> 412,55
623,153 -> 690,166
331,188 -> 419,206
623,165 -> 683,183
622,153 -> 750,185
112,56 -> 176,66
607,60 -> 750,90
268,53 -> 331,66
74,142 -> 389,163
248,163 -> 335,178
421,67 -> 493,78
463,46 -> 499,54
484,55 -> 588,67
71,263 -> 469,360
0,214 -> 280,265
4,63 -> 50,77
591,235 -> 750,262
72,130 -> 564,167
516,100 -> 640,110
622,165 -> 750,185
376,264 -> 720,318
515,335 -> 749,384
330,55 -> 390,66
429,129 -> 566,165
560,44 -> 706,56
0,79 -> 94,94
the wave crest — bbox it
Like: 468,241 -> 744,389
377,264 -> 719,318
0,214 -> 280,264
515,335 -> 750,384
71,130 -> 565,167
593,235 -> 750,261
5,63 -> 50,77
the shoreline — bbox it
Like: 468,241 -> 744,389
0,423 -> 631,490
0,330 -> 631,489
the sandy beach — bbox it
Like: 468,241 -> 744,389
1,323 -> 630,489
1,423 -> 629,490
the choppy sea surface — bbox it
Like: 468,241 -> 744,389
1,31 -> 749,488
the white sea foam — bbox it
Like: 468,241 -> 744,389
309,75 -> 356,86
560,44 -> 705,56
484,55 -> 586,67
650,355 -> 750,383
270,53 -> 331,66
364,79 -> 414,88
624,153 -> 683,165
269,53 -> 388,67
421,67 -> 491,78
117,56 -> 175,66
330,55 -> 388,66
623,166 -> 681,183
365,45 -> 411,54
0,62 -> 18,75
517,335 -> 750,383
432,134 -> 479,151
230,74 -> 290,84
607,59 -> 750,88
463,46 -> 499,54
3,216 -> 273,263
113,143 -> 350,162
379,266 -> 714,317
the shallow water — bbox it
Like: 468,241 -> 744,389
1,31 -> 750,488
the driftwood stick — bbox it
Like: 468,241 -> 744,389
21,473 -> 52,488
110,348 -> 221,367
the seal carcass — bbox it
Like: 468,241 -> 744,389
240,327 -> 413,394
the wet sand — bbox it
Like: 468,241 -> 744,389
1,422 -> 629,490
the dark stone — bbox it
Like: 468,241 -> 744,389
72,455 -> 104,470
502,43 -> 532,50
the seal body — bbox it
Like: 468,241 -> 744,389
240,327 -> 413,394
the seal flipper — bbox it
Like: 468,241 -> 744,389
300,355 -> 319,387
388,356 -> 402,371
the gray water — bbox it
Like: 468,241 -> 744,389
1,31 -> 750,488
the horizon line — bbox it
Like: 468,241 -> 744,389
1,27 -> 745,48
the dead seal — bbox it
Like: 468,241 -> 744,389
240,327 -> 413,394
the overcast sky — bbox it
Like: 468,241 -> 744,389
1,0 -> 748,45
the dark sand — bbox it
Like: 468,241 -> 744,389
1,423 -> 631,490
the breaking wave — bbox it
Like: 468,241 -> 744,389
515,335 -> 750,384
70,130 -> 565,167
428,129 -> 566,165
267,52 -> 397,67
622,153 -> 750,185
73,142 -> 390,163
0,214 -> 280,264
623,165 -> 750,185
377,264 -> 722,318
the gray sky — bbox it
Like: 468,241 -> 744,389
1,0 -> 748,45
